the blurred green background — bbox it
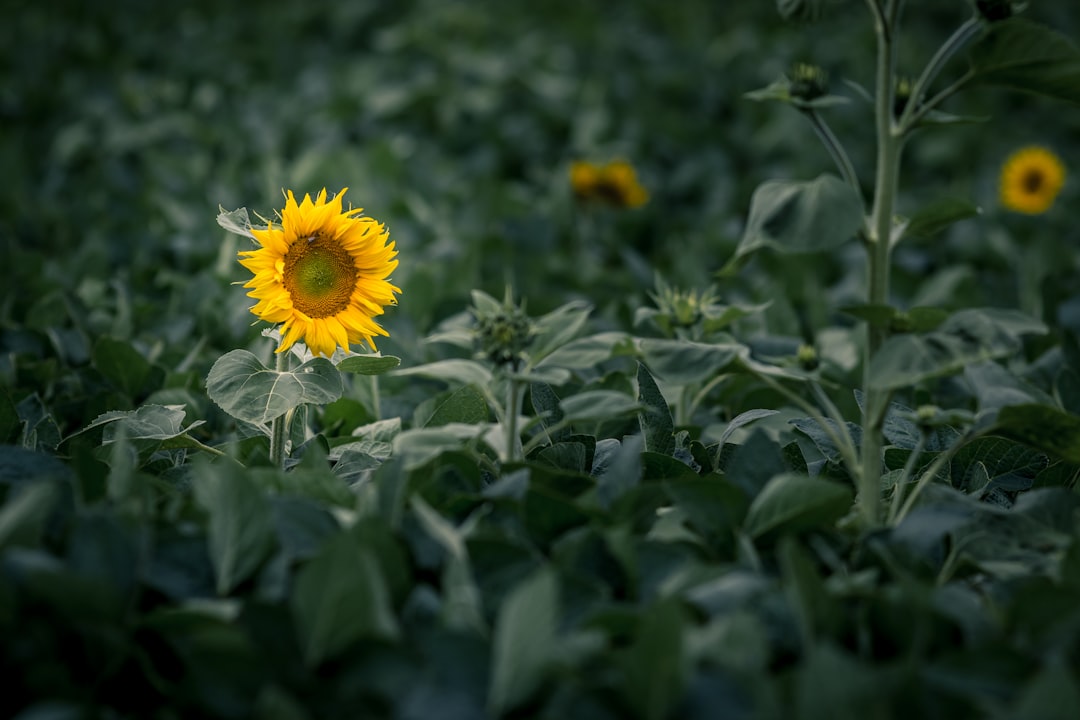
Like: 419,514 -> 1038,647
3,0 -> 1078,371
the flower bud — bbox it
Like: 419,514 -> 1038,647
473,297 -> 535,369
789,63 -> 829,102
796,344 -> 819,370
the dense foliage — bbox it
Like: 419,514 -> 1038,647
3,1 -> 1080,718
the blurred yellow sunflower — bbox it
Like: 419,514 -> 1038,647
570,159 -> 648,209
999,146 -> 1065,215
238,188 -> 400,358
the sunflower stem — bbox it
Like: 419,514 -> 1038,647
859,0 -> 905,526
370,374 -> 382,420
269,350 -> 290,469
504,375 -> 523,462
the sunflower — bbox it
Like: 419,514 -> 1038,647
999,146 -> 1066,215
238,188 -> 400,358
570,159 -> 649,209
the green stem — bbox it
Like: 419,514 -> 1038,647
752,369 -> 861,481
504,376 -> 523,462
904,70 -> 975,130
859,0 -> 904,526
370,375 -> 382,420
892,436 -> 967,524
805,109 -> 861,198
269,351 -> 290,469
886,431 -> 926,524
897,18 -> 982,134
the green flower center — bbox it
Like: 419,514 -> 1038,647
283,233 -> 358,318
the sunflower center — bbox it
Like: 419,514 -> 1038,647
282,233 -> 358,318
1021,169 -> 1045,194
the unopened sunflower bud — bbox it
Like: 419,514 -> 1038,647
916,404 -> 940,426
473,299 -> 535,369
893,76 -> 914,117
790,63 -> 829,102
796,344 -> 819,370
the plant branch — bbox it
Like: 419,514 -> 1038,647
804,109 -> 862,197
752,369 -> 861,481
898,17 -> 982,134
903,70 -> 976,130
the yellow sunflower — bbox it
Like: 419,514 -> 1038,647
238,188 -> 400,358
999,146 -> 1066,215
569,159 -> 649,209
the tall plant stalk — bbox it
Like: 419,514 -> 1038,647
854,1 -> 981,525
269,351 -> 290,468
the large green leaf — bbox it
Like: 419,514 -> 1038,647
421,384 -> 489,428
969,18 -> 1080,105
899,198 -> 981,244
391,358 -> 493,386
637,363 -> 674,456
992,404 -> 1080,464
291,529 -> 399,665
535,331 -> 635,371
336,354 -> 401,375
488,567 -> 559,716
193,463 -> 275,595
743,473 -> 852,538
638,339 -> 747,385
67,404 -> 208,456
721,174 -> 864,274
868,308 -> 1046,391
619,598 -> 688,720
206,350 -> 343,425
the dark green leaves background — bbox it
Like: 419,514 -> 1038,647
3,1 -> 1080,719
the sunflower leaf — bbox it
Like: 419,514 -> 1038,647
336,355 -> 401,375
206,350 -> 344,424
968,18 -> 1080,105
216,205 -> 256,239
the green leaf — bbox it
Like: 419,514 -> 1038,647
92,336 -> 154,397
868,308 -> 1047,391
969,18 -> 1080,105
619,598 -> 688,720
488,567 -> 559,716
743,473 -> 852,538
744,79 -> 850,109
0,482 -> 58,550
422,384 -> 489,428
392,424 -> 488,470
391,358 -> 493,387
638,339 -> 747,385
559,390 -> 642,423
67,404 -> 208,456
637,363 -> 674,456
900,198 -> 981,243
217,205 -> 256,238
291,530 -> 399,665
717,409 -> 780,446
529,299 -> 592,363
193,463 -> 275,595
411,495 -> 486,634
721,174 -> 864,275
530,382 -> 569,443
206,349 -> 343,424
993,404 -> 1080,464
535,331 -> 635,371
336,354 -> 401,375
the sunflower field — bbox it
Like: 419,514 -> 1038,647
5,0 -> 1080,717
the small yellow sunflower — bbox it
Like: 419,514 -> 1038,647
999,146 -> 1066,215
569,159 -> 649,209
238,188 -> 400,358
